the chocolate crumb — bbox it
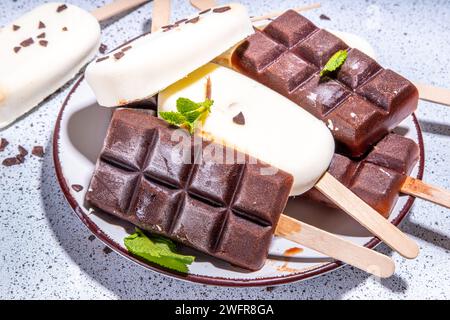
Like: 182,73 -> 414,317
266,286 -> 275,292
71,184 -> 83,192
213,6 -> 231,13
88,235 -> 96,241
57,4 -> 68,13
2,157 -> 21,167
20,38 -> 34,47
186,16 -> 200,24
32,146 -> 44,158
18,145 -> 28,157
13,24 -> 20,31
232,112 -> 245,125
113,51 -> 125,60
37,32 -> 46,39
62,26 -> 68,32
175,18 -> 188,25
121,45 -> 132,52
199,8 -> 211,15
13,46 -> 21,53
103,246 -> 113,254
99,43 -> 107,54
0,138 -> 9,152
38,21 -> 46,29
15,154 -> 25,164
39,40 -> 48,47
96,56 -> 110,63
320,14 -> 331,21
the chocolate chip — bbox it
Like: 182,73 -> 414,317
12,24 -> 20,31
186,16 -> 200,24
39,40 -> 48,47
199,8 -> 211,15
38,21 -> 46,29
320,14 -> 331,21
103,246 -> 113,254
13,46 -> 21,53
0,138 -> 9,152
2,157 -> 21,167
121,45 -> 132,52
175,18 -> 188,25
88,235 -> 96,241
37,32 -> 46,39
71,184 -> 83,192
20,38 -> 34,47
18,145 -> 28,157
57,4 -> 68,12
213,6 -> 231,13
232,112 -> 245,125
113,52 -> 125,60
96,56 -> 109,63
32,146 -> 44,158
99,43 -> 108,54
62,26 -> 68,32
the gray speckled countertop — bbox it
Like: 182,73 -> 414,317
1,0 -> 449,300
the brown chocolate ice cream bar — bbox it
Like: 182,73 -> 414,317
85,109 -> 293,271
304,133 -> 419,217
232,10 -> 419,157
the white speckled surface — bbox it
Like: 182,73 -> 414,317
0,0 -> 449,300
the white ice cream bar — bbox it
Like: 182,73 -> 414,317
158,63 -> 335,196
85,3 -> 254,107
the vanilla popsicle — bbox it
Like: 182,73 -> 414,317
0,3 -> 101,128
85,3 -> 254,107
158,63 -> 335,195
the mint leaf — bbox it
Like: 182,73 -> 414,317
320,50 -> 348,77
176,97 -> 200,114
124,228 -> 195,273
159,111 -> 187,126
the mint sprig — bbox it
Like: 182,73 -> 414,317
124,228 -> 195,273
159,97 -> 214,134
320,50 -> 348,77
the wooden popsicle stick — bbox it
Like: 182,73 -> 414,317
92,0 -> 150,22
151,0 -> 171,33
414,83 -> 450,106
190,0 -> 217,11
401,176 -> 450,209
276,215 -> 395,278
316,173 -> 419,259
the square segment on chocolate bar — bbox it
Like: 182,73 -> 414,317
86,109 -> 293,271
233,10 -> 419,157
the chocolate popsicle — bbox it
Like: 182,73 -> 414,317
86,109 -> 293,271
304,133 -> 420,217
232,10 -> 419,157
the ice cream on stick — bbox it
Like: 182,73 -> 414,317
85,3 -> 255,107
86,108 -> 395,277
0,0 -> 149,129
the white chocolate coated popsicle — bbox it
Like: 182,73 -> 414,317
158,63 -> 335,195
0,3 -> 101,129
85,3 -> 254,107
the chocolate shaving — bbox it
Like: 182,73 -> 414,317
18,145 -> 28,157
72,184 -> 84,192
113,52 -> 125,60
13,46 -> 21,53
320,14 -> 331,21
37,32 -> 46,39
0,138 -> 8,152
62,26 -> 68,32
32,146 -> 44,158
99,43 -> 107,54
161,24 -> 174,30
39,40 -> 48,47
232,112 -> 246,125
121,45 -> 132,52
13,25 -> 20,31
38,21 -> 46,29
186,16 -> 200,24
20,38 -> 34,47
199,8 -> 211,15
57,4 -> 68,13
2,157 -> 21,167
175,18 -> 188,25
96,56 -> 110,63
15,154 -> 25,164
213,6 -> 231,13
205,76 -> 212,100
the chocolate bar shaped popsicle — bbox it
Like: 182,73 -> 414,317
86,108 -> 394,276
0,0 -> 149,129
229,10 -> 419,157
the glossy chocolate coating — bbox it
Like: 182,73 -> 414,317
304,133 -> 420,217
86,109 -> 293,271
233,10 -> 419,157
